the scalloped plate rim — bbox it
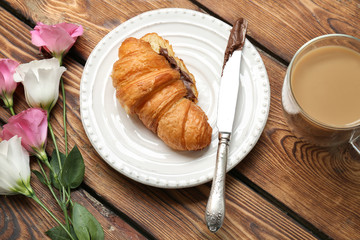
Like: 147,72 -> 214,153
80,8 -> 270,188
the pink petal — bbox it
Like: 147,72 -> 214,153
0,59 -> 19,94
31,23 -> 75,55
56,22 -> 83,38
31,22 -> 48,47
0,108 -> 48,154
31,29 -> 47,47
0,73 -> 5,92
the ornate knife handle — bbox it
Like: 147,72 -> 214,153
205,132 -> 230,232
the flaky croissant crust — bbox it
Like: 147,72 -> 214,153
112,33 -> 212,151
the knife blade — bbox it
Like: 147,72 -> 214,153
205,18 -> 248,233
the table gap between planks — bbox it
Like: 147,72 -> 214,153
0,0 -> 359,239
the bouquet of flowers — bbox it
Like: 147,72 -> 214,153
0,22 -> 104,239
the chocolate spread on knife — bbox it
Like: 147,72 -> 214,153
159,48 -> 197,102
222,18 -> 248,73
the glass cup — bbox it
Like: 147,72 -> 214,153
281,34 -> 360,152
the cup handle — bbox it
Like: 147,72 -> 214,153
350,131 -> 360,155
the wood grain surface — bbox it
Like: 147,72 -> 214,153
0,6 -> 149,240
238,51 -> 360,239
0,0 -> 359,239
196,1 -> 360,239
198,0 -> 360,62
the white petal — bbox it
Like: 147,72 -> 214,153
13,71 -> 23,83
0,163 -> 17,194
0,136 -> 30,195
45,57 -> 62,68
24,88 -> 37,108
19,58 -> 66,109
8,136 -> 30,180
0,137 -> 9,156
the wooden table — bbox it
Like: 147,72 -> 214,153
1,1 -> 359,239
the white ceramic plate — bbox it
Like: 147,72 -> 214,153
80,8 -> 270,188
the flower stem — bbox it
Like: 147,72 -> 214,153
9,106 -> 15,116
48,120 -> 75,230
61,78 -> 68,156
36,150 -> 66,208
48,120 -> 62,172
36,149 -> 48,162
36,158 -> 62,207
59,72 -> 71,228
37,149 -> 73,230
55,55 -> 68,156
30,194 -> 74,240
64,189 -> 74,208
53,62 -> 71,229
55,54 -> 63,66
2,94 -> 15,115
62,200 -> 71,230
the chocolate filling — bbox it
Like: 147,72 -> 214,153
223,18 -> 248,73
159,48 -> 196,102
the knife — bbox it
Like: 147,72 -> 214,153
205,18 -> 248,233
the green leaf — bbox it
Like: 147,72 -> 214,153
72,202 -> 104,240
50,150 -> 66,189
46,225 -> 78,240
61,145 -> 85,189
32,170 -> 46,185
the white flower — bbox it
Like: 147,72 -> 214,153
0,136 -> 33,196
14,57 -> 66,112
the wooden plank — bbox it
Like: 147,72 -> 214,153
237,50 -> 360,238
193,1 -> 360,238
2,0 -> 201,61
0,7 -> 147,240
0,159 -> 148,240
0,1 -> 320,239
0,188 -> 147,240
196,0 -> 360,62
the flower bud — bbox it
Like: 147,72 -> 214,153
0,136 -> 32,196
0,59 -> 19,108
13,58 -> 66,112
0,108 -> 48,160
31,22 -> 83,61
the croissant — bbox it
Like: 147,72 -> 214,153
112,33 -> 212,151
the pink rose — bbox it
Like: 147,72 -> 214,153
0,108 -> 48,159
31,22 -> 83,59
0,59 -> 19,108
